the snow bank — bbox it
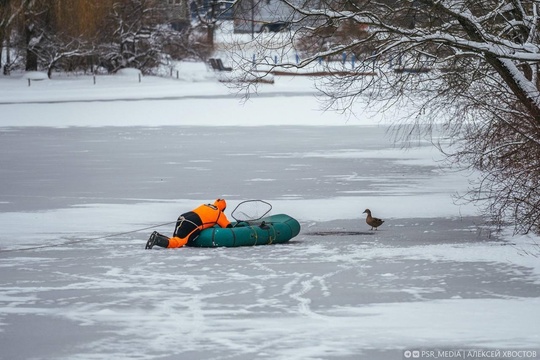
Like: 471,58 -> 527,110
22,71 -> 48,81
115,68 -> 142,77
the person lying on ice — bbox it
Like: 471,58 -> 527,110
145,198 -> 232,249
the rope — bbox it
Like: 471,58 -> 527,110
175,216 -> 200,234
0,220 -> 177,255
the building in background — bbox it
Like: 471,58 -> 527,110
164,0 -> 191,31
233,0 -> 295,33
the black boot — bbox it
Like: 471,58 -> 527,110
145,231 -> 170,249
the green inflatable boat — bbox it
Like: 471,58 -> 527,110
186,213 -> 301,247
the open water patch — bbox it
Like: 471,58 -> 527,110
305,230 -> 374,236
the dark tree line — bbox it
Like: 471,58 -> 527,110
0,0 -> 211,76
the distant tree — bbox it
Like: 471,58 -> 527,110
48,1 -> 114,74
191,0 -> 231,51
161,21 -> 211,62
50,0 -> 113,40
37,32 -> 94,77
1,0 -> 193,75
234,0 -> 540,234
97,0 -> 178,73
0,0 -> 22,73
1,0 -> 110,75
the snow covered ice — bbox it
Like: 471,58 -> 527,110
1,66 -> 540,360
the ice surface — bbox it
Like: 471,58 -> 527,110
1,65 -> 539,360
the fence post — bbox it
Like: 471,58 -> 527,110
28,79 -> 31,87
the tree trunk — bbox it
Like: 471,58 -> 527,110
0,28 -> 3,70
207,24 -> 214,49
485,54 -> 540,124
454,15 -> 540,124
25,48 -> 38,71
25,25 -> 38,71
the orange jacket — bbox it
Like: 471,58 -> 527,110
192,202 -> 231,230
168,199 -> 231,248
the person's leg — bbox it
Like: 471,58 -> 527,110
147,213 -> 202,249
169,225 -> 201,248
167,236 -> 188,248
146,231 -> 190,249
170,221 -> 205,248
174,212 -> 201,238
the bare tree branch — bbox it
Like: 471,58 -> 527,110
229,0 -> 540,234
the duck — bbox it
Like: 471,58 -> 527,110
363,209 -> 384,230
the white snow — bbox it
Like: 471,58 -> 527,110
21,71 -> 49,81
115,67 -> 142,77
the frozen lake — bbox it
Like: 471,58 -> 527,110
1,123 -> 539,360
1,69 -> 540,359
0,125 -> 442,212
